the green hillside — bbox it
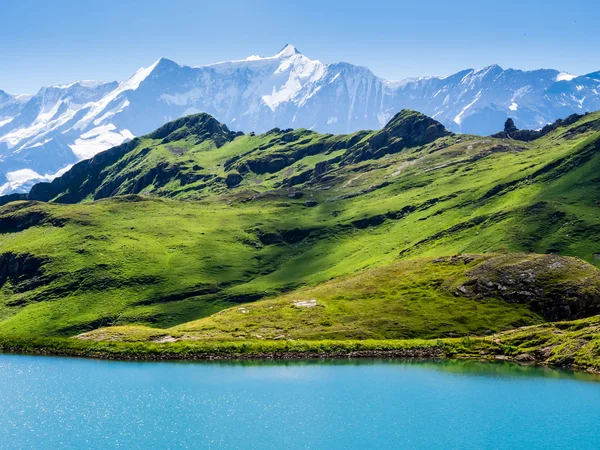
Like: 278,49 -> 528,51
77,253 -> 600,342
1,109 -> 600,370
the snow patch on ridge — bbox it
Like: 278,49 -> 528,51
202,44 -> 301,68
557,72 -> 577,82
0,98 -> 84,149
454,91 -> 482,125
70,124 -> 134,159
0,165 -> 73,195
73,59 -> 160,131
13,93 -> 34,103
51,80 -> 110,90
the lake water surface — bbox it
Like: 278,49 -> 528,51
0,355 -> 598,449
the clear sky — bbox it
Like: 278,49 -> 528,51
1,0 -> 599,94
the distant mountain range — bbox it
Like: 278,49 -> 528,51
1,44 -> 599,193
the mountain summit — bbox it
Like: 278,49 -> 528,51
0,46 -> 599,194
275,44 -> 301,57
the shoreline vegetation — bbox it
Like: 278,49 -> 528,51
1,315 -> 599,374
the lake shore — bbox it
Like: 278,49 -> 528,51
1,332 -> 599,375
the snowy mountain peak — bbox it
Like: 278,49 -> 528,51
0,90 -> 31,105
0,90 -> 12,103
275,44 -> 301,58
239,44 -> 302,62
1,47 -> 600,195
116,59 -> 169,91
153,57 -> 180,69
473,64 -> 503,76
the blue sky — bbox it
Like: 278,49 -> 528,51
1,0 -> 599,94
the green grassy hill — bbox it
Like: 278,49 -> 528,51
77,253 -> 600,342
1,109 -> 600,368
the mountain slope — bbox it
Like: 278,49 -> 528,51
1,45 -> 599,193
3,110 -> 447,204
0,90 -> 31,126
0,110 -> 600,340
78,253 -> 600,342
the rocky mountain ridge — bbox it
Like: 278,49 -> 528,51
1,45 -> 599,194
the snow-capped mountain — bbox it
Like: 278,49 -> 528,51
1,44 -> 599,194
0,90 -> 31,127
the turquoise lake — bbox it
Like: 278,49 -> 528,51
0,355 -> 599,449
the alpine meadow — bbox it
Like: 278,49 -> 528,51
0,107 -> 599,372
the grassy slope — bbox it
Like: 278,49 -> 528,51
78,255 -> 543,341
76,252 -> 600,342
0,111 -> 599,361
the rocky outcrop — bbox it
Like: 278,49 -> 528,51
341,110 -> 451,164
238,154 -> 293,175
148,113 -> 242,146
0,252 -> 48,291
450,254 -> 600,321
225,172 -> 243,188
234,128 -> 366,178
491,114 -> 586,142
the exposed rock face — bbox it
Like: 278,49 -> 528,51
451,254 -> 600,321
383,110 -> 450,145
0,252 -> 48,291
504,118 -> 518,135
293,299 -> 317,308
148,113 -> 242,146
225,172 -> 243,188
341,110 -> 451,164
0,209 -> 49,233
491,113 -> 586,142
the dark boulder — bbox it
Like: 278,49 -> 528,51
225,172 -> 243,188
287,191 -> 304,199
504,118 -> 518,135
